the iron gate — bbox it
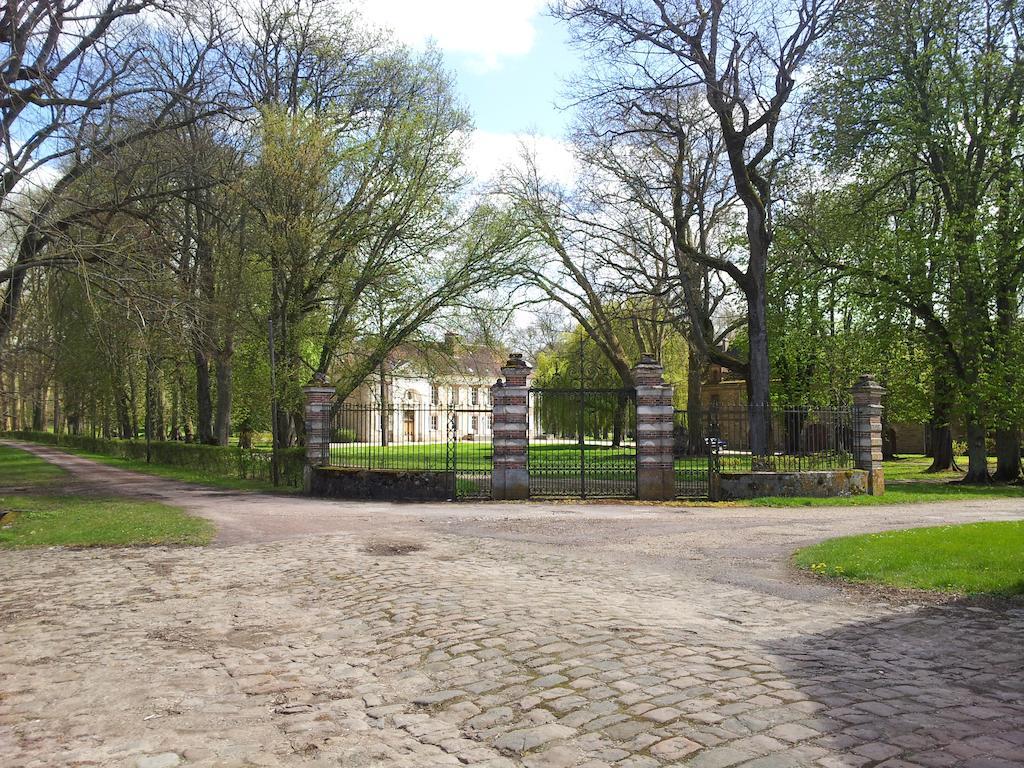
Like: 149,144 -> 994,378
528,388 -> 637,498
673,408 -> 714,498
447,406 -> 492,499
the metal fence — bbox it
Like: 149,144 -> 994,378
326,402 -> 492,498
706,404 -> 855,472
672,409 -> 711,498
528,388 -> 638,498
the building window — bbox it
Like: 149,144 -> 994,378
430,383 -> 439,405
430,415 -> 438,430
471,415 -> 479,432
471,387 -> 478,405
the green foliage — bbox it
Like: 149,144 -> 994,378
331,427 -> 357,443
793,521 -> 1024,595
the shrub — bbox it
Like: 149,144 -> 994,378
332,427 -> 357,443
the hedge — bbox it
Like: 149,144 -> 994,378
0,431 -> 305,487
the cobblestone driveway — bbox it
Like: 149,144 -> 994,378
1,446 -> 1023,767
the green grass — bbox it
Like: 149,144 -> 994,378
884,453 -> 988,482
793,521 -> 1024,595
0,444 -> 214,548
0,444 -> 67,486
39,445 -> 300,493
0,494 -> 214,548
745,480 -> 1024,507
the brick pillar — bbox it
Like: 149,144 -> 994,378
852,373 -> 885,495
302,373 -> 336,493
491,353 -> 531,500
634,354 -> 675,501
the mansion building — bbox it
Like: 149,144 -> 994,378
338,336 -> 502,443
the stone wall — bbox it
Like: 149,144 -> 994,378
717,470 -> 867,500
308,467 -> 452,501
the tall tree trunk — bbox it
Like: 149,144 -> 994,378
745,246 -> 771,465
32,387 -> 44,431
611,389 -> 627,448
379,360 -> 390,447
687,348 -> 705,455
993,428 -> 1020,482
926,379 -> 958,472
117,389 -> 131,439
195,349 -> 214,444
963,420 -> 990,483
214,341 -> 233,446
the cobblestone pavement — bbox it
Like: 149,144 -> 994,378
1,446 -> 1023,767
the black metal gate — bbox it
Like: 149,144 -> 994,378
528,388 -> 637,498
672,408 -> 714,498
447,407 -> 492,499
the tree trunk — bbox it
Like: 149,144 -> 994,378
993,428 -> 1020,482
687,348 -> 705,455
379,360 -> 390,447
214,341 -> 233,446
117,389 -> 132,439
962,420 -> 990,483
195,349 -> 214,444
611,389 -> 626,448
31,388 -> 44,431
53,386 -> 61,436
926,380 -> 958,472
745,247 -> 771,465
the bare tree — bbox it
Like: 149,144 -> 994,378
554,0 -> 843,454
1,1 -> 230,349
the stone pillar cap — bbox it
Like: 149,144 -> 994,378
852,373 -> 886,393
636,352 -> 660,366
501,353 -> 531,370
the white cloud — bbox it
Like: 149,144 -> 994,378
359,0 -> 546,71
465,130 -> 577,186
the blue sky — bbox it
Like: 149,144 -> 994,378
447,14 -> 579,136
360,0 -> 581,183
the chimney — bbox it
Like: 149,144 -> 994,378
443,332 -> 459,354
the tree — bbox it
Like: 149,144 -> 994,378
814,0 -> 1024,481
554,0 -> 844,456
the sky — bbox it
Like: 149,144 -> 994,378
359,0 -> 582,185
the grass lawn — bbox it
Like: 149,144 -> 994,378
0,444 -> 66,486
0,445 -> 214,548
745,481 -> 1024,507
884,453 -> 988,482
41,445 -> 300,494
793,521 -> 1024,595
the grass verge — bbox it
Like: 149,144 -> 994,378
0,444 -> 214,548
744,480 -> 1024,507
793,520 -> 1024,596
26,443 -> 299,494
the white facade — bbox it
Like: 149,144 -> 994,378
340,373 -> 496,444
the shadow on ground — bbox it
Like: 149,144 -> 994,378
762,597 -> 1024,766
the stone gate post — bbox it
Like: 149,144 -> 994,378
634,354 -> 675,501
491,353 -> 531,500
302,373 -> 336,493
852,373 -> 885,495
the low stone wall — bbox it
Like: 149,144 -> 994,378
715,469 -> 867,501
309,467 -> 452,501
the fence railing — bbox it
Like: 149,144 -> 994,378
327,403 -> 457,470
704,405 -> 855,472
